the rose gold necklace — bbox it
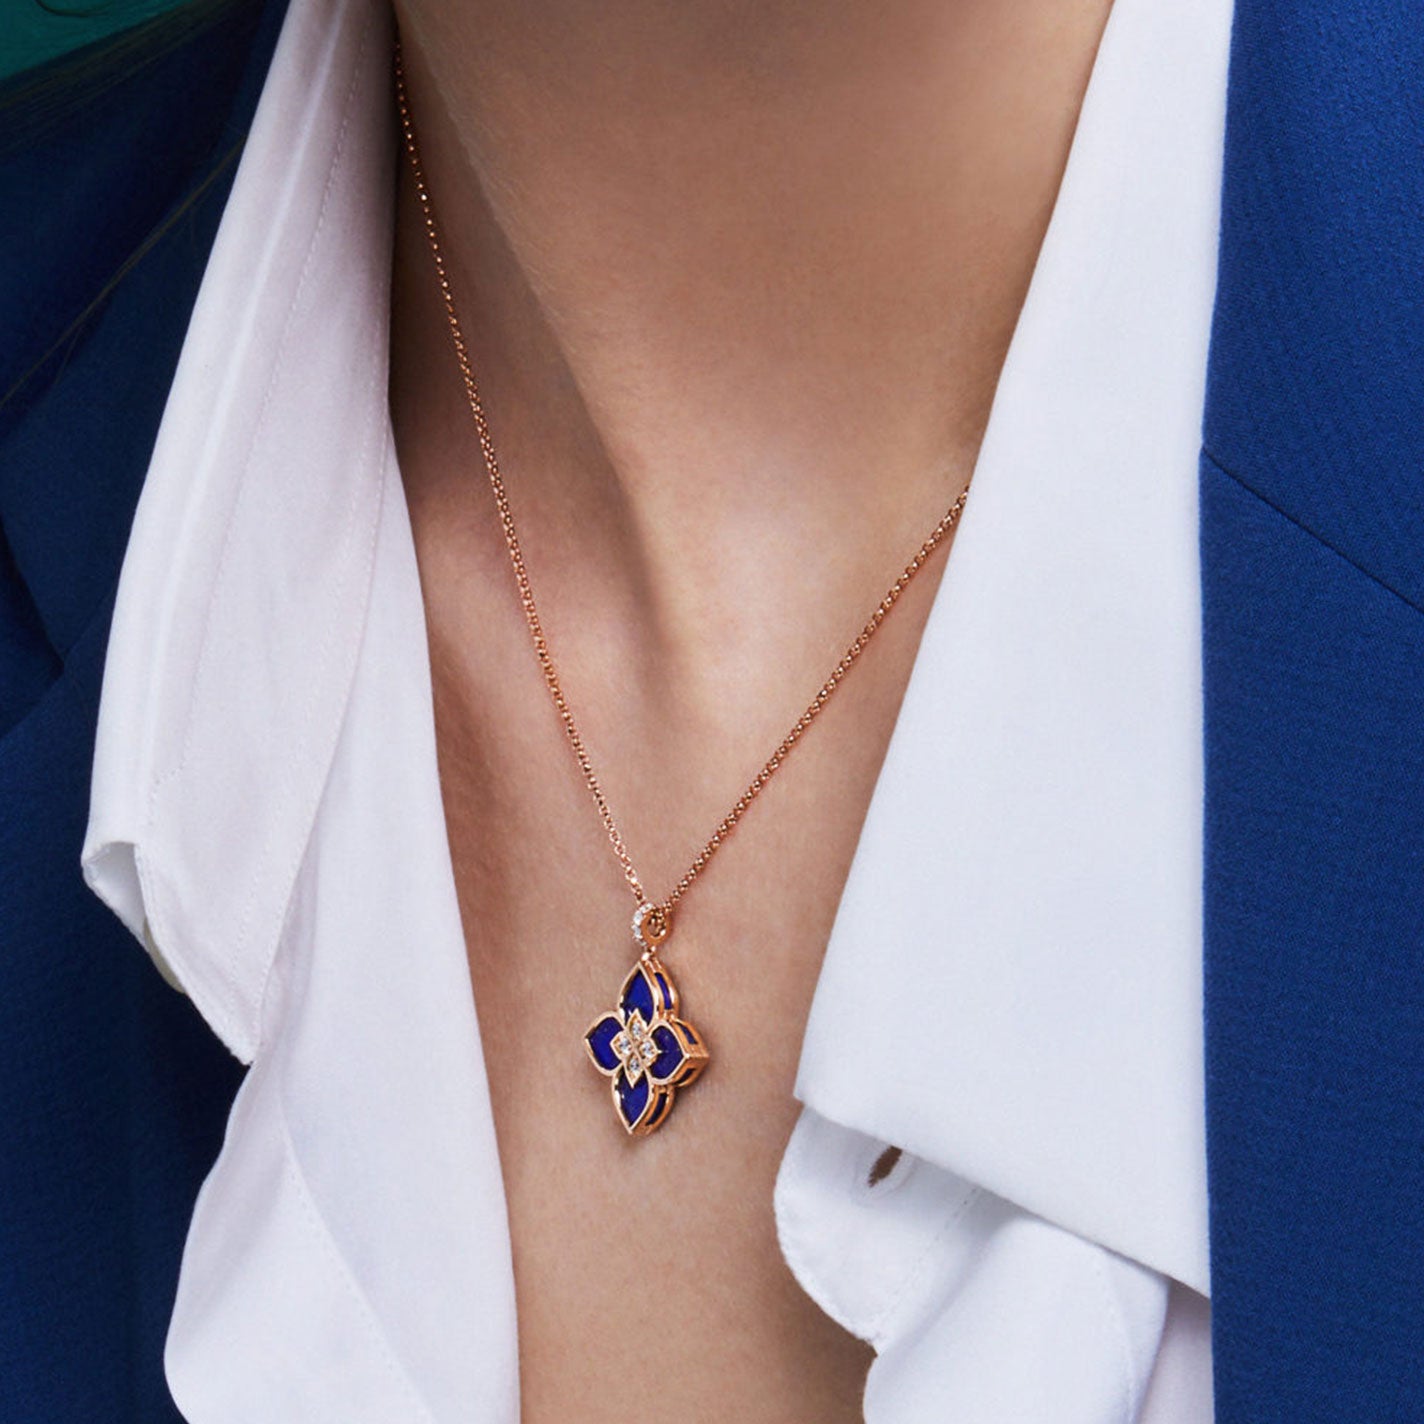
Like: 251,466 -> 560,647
395,46 -> 969,1138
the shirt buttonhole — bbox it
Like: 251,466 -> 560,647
862,1143 -> 912,1196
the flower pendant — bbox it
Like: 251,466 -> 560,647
583,907 -> 708,1136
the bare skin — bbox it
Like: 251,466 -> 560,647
388,2 -> 1112,1419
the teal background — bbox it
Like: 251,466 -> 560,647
0,0 -> 195,82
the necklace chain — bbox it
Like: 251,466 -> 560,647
395,47 -> 969,926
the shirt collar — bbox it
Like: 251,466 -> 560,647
797,0 -> 1230,1296
82,0 -> 1226,1312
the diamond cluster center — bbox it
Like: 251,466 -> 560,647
612,1014 -> 659,1084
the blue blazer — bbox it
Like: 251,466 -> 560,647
1202,3 -> 1424,1414
1,2 -> 1419,1418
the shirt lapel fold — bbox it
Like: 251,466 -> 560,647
794,0 -> 1233,1297
83,0 -> 522,1418
82,0 -> 393,1062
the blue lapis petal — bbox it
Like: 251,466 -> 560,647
644,1092 -> 672,1130
617,1069 -> 651,1129
652,970 -> 674,1013
649,1023 -> 685,1082
620,964 -> 656,1025
585,1014 -> 623,1073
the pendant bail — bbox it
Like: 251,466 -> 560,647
632,900 -> 671,953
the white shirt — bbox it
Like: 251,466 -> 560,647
81,0 -> 1232,1418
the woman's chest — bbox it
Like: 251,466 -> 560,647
420,619 -> 932,1422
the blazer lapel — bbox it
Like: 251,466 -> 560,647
0,5 -> 284,1419
1201,0 -> 1424,1415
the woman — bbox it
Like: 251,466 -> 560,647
2,0 -> 1420,1420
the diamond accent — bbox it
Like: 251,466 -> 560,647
612,1013 -> 659,1084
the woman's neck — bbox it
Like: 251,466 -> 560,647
390,0 -> 1110,721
